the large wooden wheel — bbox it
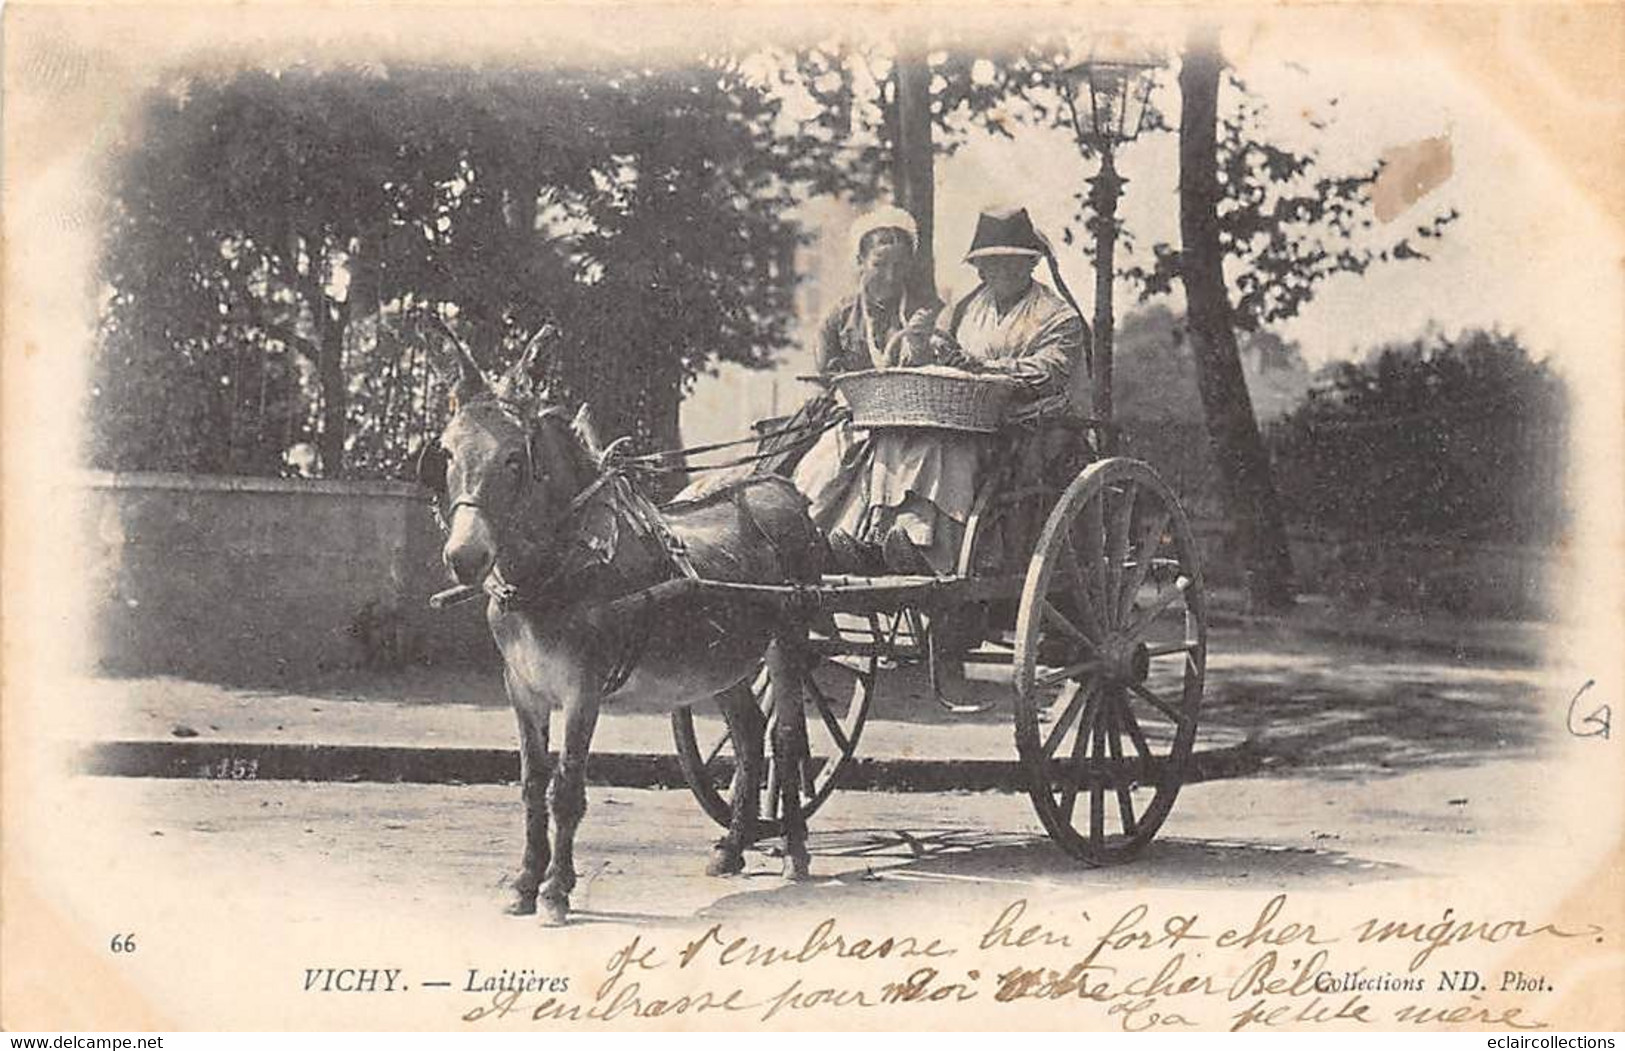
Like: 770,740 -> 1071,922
672,642 -> 876,839
1013,457 -> 1207,864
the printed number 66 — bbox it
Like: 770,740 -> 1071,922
109,933 -> 136,953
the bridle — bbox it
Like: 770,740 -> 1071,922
423,400 -> 689,610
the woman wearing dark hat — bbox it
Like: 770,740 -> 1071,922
857,205 -> 1092,576
936,205 -> 1090,396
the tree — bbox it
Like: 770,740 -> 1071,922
1270,329 -> 1567,544
1177,26 -> 1296,611
893,46 -> 938,300
1107,304 -> 1309,520
1122,71 -> 1458,333
756,34 -> 1458,610
91,62 -> 854,478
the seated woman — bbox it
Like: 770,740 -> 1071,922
813,205 -> 1092,576
791,207 -> 939,569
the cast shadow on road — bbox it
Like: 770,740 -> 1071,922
1206,653 -> 1554,781
698,824 -> 1409,921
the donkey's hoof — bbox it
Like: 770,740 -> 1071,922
540,897 -> 571,927
505,892 -> 538,916
706,848 -> 746,877
782,855 -> 813,882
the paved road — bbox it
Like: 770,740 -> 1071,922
53,625 -> 1572,920
20,623 -> 1606,1032
64,750 -> 1550,930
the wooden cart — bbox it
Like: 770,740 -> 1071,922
659,412 -> 1209,866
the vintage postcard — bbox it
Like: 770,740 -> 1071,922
3,0 -> 1622,1034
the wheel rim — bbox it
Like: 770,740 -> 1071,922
672,636 -> 876,838
1013,458 -> 1207,864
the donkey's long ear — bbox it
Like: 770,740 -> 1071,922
494,323 -> 558,405
571,403 -> 605,461
423,315 -> 487,405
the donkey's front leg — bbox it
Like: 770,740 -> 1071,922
707,681 -> 765,877
539,691 -> 600,926
504,672 -> 551,916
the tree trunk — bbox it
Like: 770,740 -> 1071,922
316,294 -> 348,478
1177,26 -> 1296,611
893,47 -> 937,303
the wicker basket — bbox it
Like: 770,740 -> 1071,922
832,367 -> 1021,433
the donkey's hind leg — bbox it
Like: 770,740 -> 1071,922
768,633 -> 813,881
539,691 -> 600,926
707,680 -> 766,877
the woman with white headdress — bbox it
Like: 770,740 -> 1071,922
791,206 -> 940,569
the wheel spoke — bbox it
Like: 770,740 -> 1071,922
1041,600 -> 1096,650
1105,484 -> 1137,628
1129,682 -> 1193,728
805,675 -> 851,754
1119,507 -> 1171,627
1036,660 -> 1102,689
1144,640 -> 1199,659
1042,680 -> 1094,759
676,651 -> 876,837
1125,575 -> 1191,639
702,727 -> 733,768
1058,690 -> 1098,823
1075,502 -> 1111,633
1118,695 -> 1155,766
753,668 -> 774,716
1103,695 -> 1137,835
1057,535 -> 1108,641
1089,703 -> 1107,842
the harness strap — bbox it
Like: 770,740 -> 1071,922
612,473 -> 699,581
633,443 -> 815,476
565,470 -> 619,516
623,414 -> 833,464
623,415 -> 842,477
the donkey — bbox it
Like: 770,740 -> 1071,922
417,322 -> 825,925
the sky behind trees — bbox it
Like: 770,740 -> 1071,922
684,23 -> 1620,447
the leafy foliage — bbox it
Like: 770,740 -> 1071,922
1123,73 -> 1459,331
1112,304 -> 1310,424
91,61 -> 856,478
1105,305 -> 1311,520
772,38 -> 1459,334
1268,329 -> 1568,543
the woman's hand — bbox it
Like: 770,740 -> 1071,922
885,308 -> 939,367
930,331 -> 979,371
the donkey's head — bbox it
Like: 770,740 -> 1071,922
416,319 -> 605,590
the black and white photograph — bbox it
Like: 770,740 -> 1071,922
2,1 -> 1621,1034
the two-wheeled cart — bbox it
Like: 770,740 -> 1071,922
653,373 -> 1208,865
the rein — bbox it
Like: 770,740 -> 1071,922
617,413 -> 840,476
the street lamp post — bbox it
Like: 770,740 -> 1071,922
1059,52 -> 1159,453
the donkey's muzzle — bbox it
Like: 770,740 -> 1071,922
443,506 -> 497,587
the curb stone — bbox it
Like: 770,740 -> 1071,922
78,737 -> 1263,790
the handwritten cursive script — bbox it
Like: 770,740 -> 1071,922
1566,679 -> 1611,739
454,893 -> 1604,1031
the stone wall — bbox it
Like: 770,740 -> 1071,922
80,472 -> 494,682
77,471 -> 1558,684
